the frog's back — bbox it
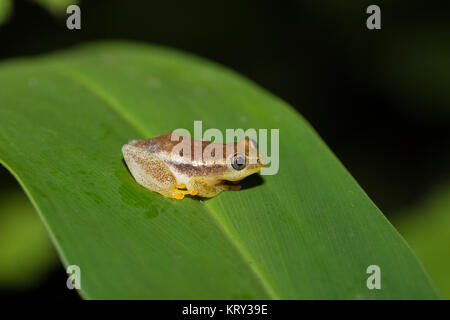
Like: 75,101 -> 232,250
130,132 -> 179,154
130,132 -> 228,180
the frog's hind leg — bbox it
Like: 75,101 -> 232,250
172,184 -> 198,199
186,177 -> 223,198
123,146 -> 187,199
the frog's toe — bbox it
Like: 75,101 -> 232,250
170,192 -> 185,200
170,189 -> 198,199
181,189 -> 198,197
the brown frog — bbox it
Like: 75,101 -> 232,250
122,132 -> 264,199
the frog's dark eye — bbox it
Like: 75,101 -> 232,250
231,153 -> 246,170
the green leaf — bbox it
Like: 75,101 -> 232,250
0,41 -> 438,299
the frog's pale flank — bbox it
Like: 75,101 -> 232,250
122,132 -> 265,199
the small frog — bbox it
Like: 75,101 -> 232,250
122,132 -> 264,199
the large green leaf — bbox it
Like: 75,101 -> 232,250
0,42 -> 438,299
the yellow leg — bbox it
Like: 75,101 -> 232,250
169,188 -> 199,200
171,192 -> 185,200
186,177 -> 222,198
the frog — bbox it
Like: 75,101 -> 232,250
122,132 -> 264,199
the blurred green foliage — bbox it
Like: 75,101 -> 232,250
34,0 -> 78,15
376,28 -> 450,120
0,0 -> 78,25
0,188 -> 57,289
0,0 -> 12,25
394,184 -> 450,299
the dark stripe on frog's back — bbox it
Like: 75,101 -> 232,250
132,132 -> 235,176
164,160 -> 227,177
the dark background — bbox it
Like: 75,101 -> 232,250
0,0 -> 449,299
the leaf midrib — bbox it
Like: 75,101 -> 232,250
54,64 -> 280,299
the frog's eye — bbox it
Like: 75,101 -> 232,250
231,153 -> 246,170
